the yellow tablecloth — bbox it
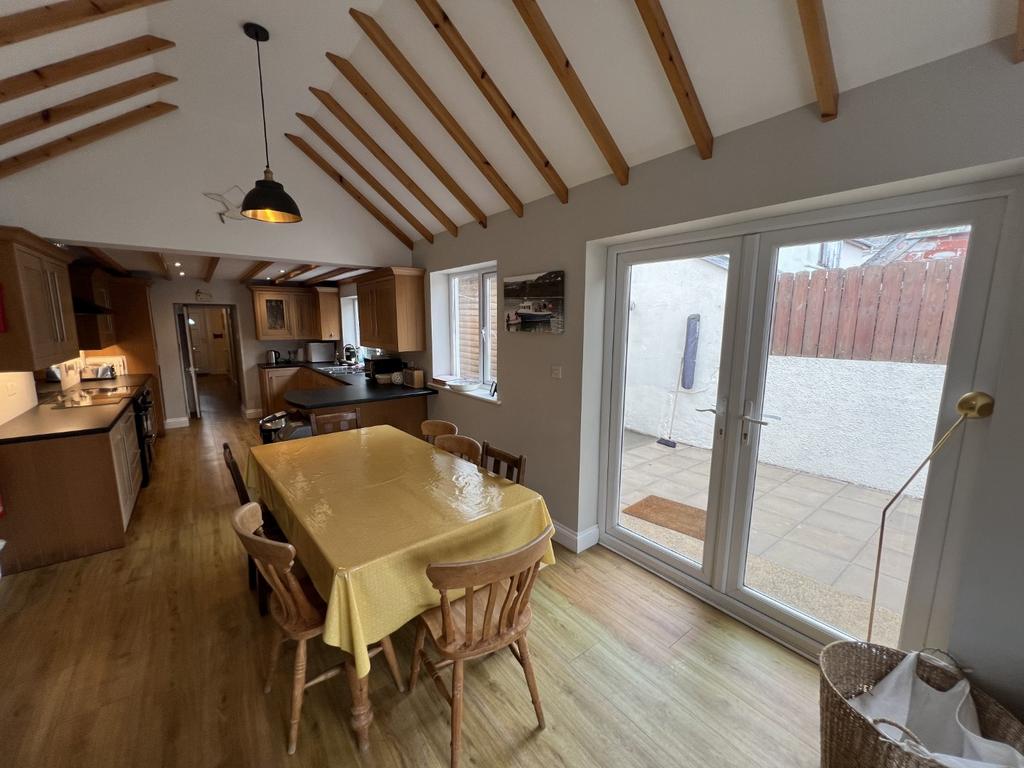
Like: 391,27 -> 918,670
245,425 -> 555,678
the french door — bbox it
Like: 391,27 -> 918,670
602,187 -> 1012,654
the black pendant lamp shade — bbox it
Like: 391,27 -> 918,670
241,22 -> 301,223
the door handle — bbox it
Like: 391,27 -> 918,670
741,400 -> 770,445
742,415 -> 768,427
694,407 -> 717,415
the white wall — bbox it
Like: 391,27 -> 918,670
0,373 -> 37,427
411,37 -> 1024,712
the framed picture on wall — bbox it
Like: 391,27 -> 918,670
503,271 -> 565,334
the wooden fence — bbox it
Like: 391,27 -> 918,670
770,257 -> 963,364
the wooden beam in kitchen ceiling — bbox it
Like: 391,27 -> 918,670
274,264 -> 317,284
81,246 -> 130,276
0,0 -> 170,47
327,54 -> 487,228
414,0 -> 567,203
348,10 -> 525,217
0,101 -> 178,180
633,0 -> 714,157
297,113 -> 434,244
306,266 -> 354,285
309,87 -> 458,238
286,133 -> 414,249
202,257 -> 220,283
151,252 -> 171,281
512,0 -> 628,185
0,35 -> 175,105
0,73 -> 176,145
238,261 -> 273,284
794,0 -> 839,120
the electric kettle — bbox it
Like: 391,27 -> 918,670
265,350 -> 281,365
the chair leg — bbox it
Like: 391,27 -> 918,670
379,635 -> 406,693
450,659 -> 464,768
247,555 -> 257,591
517,635 -> 545,730
265,625 -> 285,694
409,622 -> 426,692
287,638 -> 308,755
257,573 -> 269,616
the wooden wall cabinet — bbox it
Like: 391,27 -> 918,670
0,227 -> 79,371
251,286 -> 341,342
355,267 -> 425,352
70,264 -> 117,349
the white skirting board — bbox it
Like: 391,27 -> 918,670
552,521 -> 600,553
244,408 -> 261,419
164,417 -> 190,430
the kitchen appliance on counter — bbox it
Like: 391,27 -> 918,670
266,350 -> 281,365
51,386 -> 136,408
80,363 -> 116,381
342,344 -> 358,364
364,355 -> 403,381
305,341 -> 336,364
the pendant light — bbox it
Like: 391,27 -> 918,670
240,22 -> 302,223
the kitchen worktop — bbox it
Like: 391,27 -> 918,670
260,362 -> 436,409
0,374 -> 152,445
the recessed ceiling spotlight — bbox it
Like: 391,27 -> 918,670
173,261 -> 182,267
179,271 -> 186,276
279,268 -> 286,273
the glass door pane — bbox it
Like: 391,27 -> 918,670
740,225 -> 971,645
616,251 -> 734,572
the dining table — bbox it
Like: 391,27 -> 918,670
245,424 -> 555,750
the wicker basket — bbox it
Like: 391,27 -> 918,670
820,641 -> 1024,768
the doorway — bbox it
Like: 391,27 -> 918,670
601,182 -> 1016,654
175,304 -> 243,419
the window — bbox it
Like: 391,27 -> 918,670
450,268 -> 498,383
340,296 -> 360,349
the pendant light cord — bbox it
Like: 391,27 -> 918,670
255,37 -> 270,170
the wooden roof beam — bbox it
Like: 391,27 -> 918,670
348,10 -> 525,216
202,257 -> 220,283
414,0 -> 567,202
238,261 -> 273,283
0,35 -> 175,105
309,87 -> 457,237
151,253 -> 171,280
327,54 -> 486,228
0,72 -> 176,146
512,0 -> 628,185
634,0 -> 713,157
286,133 -> 414,249
274,264 -> 317,284
305,266 -> 353,285
297,113 -> 434,243
81,246 -> 130,277
794,0 -> 839,121
0,101 -> 177,180
0,0 -> 169,47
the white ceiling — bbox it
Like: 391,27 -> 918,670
0,0 -> 1018,262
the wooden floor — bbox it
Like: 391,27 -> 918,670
0,410 -> 821,767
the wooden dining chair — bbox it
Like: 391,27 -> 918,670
409,525 -> 554,768
479,442 -> 527,485
310,410 -> 360,436
421,419 -> 458,444
230,502 -> 405,754
434,434 -> 482,465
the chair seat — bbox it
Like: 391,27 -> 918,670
270,576 -> 326,638
421,581 -> 532,657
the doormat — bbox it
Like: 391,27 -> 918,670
622,495 -> 706,540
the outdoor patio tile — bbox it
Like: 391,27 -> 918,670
821,494 -> 884,523
746,529 -> 779,556
886,509 -> 922,532
861,526 -> 919,557
619,490 -> 647,507
659,452 -> 708,470
835,484 -> 891,507
683,490 -> 709,509
786,473 -> 848,495
804,509 -> 879,542
686,460 -> 713,477
771,480 -> 839,507
833,564 -> 909,614
853,540 -> 913,580
754,493 -> 815,525
644,460 -> 689,478
750,507 -> 804,538
782,523 -> 865,561
650,478 -> 701,502
629,444 -> 678,460
754,463 -> 797,482
621,452 -> 648,469
895,496 -> 923,515
675,445 -> 713,461
761,540 -> 848,584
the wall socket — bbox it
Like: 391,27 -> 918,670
4,381 -> 16,397
550,365 -> 563,379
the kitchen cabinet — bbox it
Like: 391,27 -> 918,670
251,286 -> 342,341
109,408 -> 142,529
70,264 -> 117,349
355,267 -> 425,352
0,227 -> 79,371
259,365 -> 345,415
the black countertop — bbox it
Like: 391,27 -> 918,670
259,362 -> 436,409
0,374 -> 153,445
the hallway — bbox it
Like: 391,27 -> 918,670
196,373 -> 241,416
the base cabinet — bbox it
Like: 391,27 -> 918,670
110,410 -> 142,529
260,366 -> 346,415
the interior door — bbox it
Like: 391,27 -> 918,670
178,308 -> 201,419
725,198 -> 1007,648
605,236 -> 746,583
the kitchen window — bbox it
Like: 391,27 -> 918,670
450,268 -> 498,384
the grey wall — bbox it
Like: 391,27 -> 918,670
411,37 -> 1024,713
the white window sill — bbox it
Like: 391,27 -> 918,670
428,383 -> 501,405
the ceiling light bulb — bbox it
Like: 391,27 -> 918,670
279,268 -> 286,273
179,271 -> 186,276
173,261 -> 182,267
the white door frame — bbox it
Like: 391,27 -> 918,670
597,175 -> 1024,658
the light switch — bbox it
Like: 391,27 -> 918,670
551,366 -> 563,379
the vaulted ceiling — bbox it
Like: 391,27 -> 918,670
0,0 -> 1018,268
